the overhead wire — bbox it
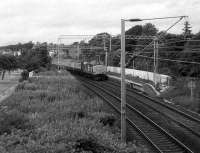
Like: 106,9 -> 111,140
132,54 -> 200,65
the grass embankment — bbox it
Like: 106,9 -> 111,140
109,71 -> 200,113
160,77 -> 200,113
0,71 -> 20,94
0,70 -> 144,153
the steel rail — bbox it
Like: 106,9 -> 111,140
109,79 -> 200,123
79,77 -> 193,153
98,80 -> 200,138
82,80 -> 162,153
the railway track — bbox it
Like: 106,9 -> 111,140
109,78 -> 200,121
77,76 -> 194,153
93,78 -> 200,152
104,79 -> 200,136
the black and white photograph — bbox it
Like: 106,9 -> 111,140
0,0 -> 200,152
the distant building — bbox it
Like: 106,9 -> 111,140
2,49 -> 13,55
47,44 -> 57,57
13,51 -> 21,56
0,49 -> 21,56
48,51 -> 56,57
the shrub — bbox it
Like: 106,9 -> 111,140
75,137 -> 114,153
21,70 -> 29,81
0,110 -> 32,135
16,82 -> 38,91
69,111 -> 86,119
38,67 -> 47,72
99,114 -> 116,127
18,77 -> 24,82
0,70 -> 145,152
24,83 -> 38,91
15,82 -> 25,91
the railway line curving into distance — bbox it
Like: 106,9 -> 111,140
77,76 -> 196,153
57,64 -> 200,153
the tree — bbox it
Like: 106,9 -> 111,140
128,23 -> 158,69
125,25 -> 143,35
142,23 -> 158,36
183,21 -> 192,39
18,43 -> 51,72
86,33 -> 111,63
0,41 -> 34,54
0,55 -> 18,80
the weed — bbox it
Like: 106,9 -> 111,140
0,110 -> 33,135
0,70 -> 145,153
75,137 -> 114,153
15,82 -> 38,91
99,114 -> 116,127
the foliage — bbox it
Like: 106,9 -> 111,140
0,55 -> 18,71
0,41 -> 34,52
18,44 -> 51,72
108,23 -> 159,67
0,42 -> 51,78
0,110 -> 32,135
79,33 -> 111,63
126,25 -> 143,36
99,114 -> 116,127
20,70 -> 29,81
160,77 -> 200,113
0,55 -> 19,80
0,71 -> 145,153
108,22 -> 200,78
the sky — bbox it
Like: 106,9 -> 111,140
0,0 -> 200,46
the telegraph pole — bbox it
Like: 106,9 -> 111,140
104,35 -> 108,66
57,38 -> 61,72
77,44 -> 80,61
153,37 -> 158,87
109,35 -> 112,66
121,19 -> 126,142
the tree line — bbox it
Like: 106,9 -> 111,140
77,22 -> 200,78
0,42 -> 51,80
1,21 -> 199,78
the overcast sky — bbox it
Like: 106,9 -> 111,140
0,0 -> 199,46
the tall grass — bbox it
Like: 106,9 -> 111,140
0,70 -> 145,153
160,77 -> 200,113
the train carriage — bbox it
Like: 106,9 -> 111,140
64,61 -> 108,81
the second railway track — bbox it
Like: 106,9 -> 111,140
102,79 -> 200,136
92,78 -> 200,152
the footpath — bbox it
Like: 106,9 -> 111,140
0,71 -> 21,102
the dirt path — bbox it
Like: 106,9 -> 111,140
0,71 -> 21,102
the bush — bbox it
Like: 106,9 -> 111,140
21,70 -> 29,81
36,67 -> 47,73
0,71 -> 145,152
69,111 -> 86,119
100,114 -> 116,127
0,110 -> 33,135
75,137 -> 114,153
24,83 -> 38,91
15,82 -> 26,91
15,82 -> 37,91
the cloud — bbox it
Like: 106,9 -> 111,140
0,0 -> 199,45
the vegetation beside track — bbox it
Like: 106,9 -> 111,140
108,71 -> 200,114
0,70 -> 145,153
160,77 -> 200,113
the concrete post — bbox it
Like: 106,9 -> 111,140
121,19 -> 126,142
